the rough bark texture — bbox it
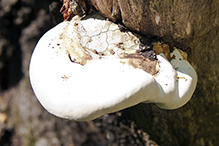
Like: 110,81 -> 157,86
89,0 -> 218,48
0,0 -> 219,146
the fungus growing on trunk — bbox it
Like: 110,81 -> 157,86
29,14 -> 197,121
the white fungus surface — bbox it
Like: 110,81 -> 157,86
29,14 -> 197,121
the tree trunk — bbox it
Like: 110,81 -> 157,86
0,0 -> 218,146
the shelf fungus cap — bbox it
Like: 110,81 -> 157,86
29,14 -> 197,121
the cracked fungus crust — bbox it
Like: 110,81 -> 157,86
51,14 -> 158,75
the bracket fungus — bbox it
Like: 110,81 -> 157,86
29,14 -> 197,121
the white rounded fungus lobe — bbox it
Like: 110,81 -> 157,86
29,14 -> 197,121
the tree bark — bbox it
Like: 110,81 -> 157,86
0,0 -> 219,146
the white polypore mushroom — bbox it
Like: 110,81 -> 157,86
29,14 -> 197,121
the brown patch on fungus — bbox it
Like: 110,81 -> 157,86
61,74 -> 72,81
109,49 -> 115,55
153,42 -> 172,61
121,51 -> 158,75
91,49 -> 99,54
177,49 -> 188,60
65,38 -> 92,66
62,16 -> 92,66
177,76 -> 187,82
